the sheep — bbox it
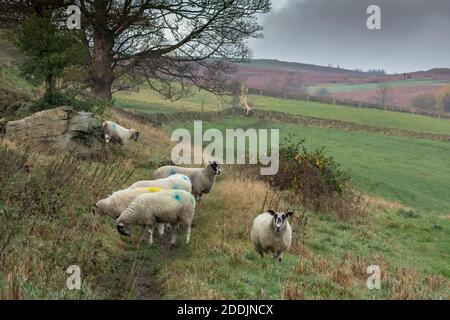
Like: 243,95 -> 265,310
127,174 -> 192,237
116,189 -> 196,246
250,209 -> 293,262
153,160 -> 221,201
127,174 -> 192,194
102,120 -> 139,145
92,187 -> 162,219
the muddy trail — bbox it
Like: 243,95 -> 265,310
97,230 -> 176,300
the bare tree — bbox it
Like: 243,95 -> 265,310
2,0 -> 271,101
375,81 -> 392,110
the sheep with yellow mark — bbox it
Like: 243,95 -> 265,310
127,174 -> 192,194
92,187 -> 162,219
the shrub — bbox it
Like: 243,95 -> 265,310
31,91 -> 109,114
436,85 -> 450,113
410,94 -> 437,111
315,88 -> 330,97
265,136 -> 364,219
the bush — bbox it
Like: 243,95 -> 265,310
31,91 -> 109,114
410,94 -> 437,111
265,136 -> 364,219
315,88 -> 330,97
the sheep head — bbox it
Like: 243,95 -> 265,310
268,209 -> 293,233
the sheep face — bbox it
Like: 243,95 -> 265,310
117,223 -> 131,236
91,203 -> 98,215
208,160 -> 221,175
268,210 -> 293,233
130,129 -> 140,142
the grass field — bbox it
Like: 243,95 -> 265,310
2,32 -> 450,300
164,116 -> 450,215
247,96 -> 450,135
115,87 -> 450,135
307,79 -> 447,94
114,86 -> 223,113
123,111 -> 450,299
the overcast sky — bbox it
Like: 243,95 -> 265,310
248,0 -> 450,73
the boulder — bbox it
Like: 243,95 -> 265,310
4,106 -> 105,155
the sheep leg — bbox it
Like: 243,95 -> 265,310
273,252 -> 283,262
158,224 -> 166,237
170,223 -> 178,246
185,224 -> 192,244
148,226 -> 154,245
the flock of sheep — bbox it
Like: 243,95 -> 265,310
98,120 -> 294,262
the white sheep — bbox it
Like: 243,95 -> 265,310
127,174 -> 192,194
250,209 -> 293,262
127,174 -> 192,237
102,120 -> 139,145
92,187 -> 162,219
154,161 -> 221,201
116,189 -> 196,246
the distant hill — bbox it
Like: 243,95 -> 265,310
241,58 -> 369,76
235,58 -> 450,90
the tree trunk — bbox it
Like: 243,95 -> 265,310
91,29 -> 114,101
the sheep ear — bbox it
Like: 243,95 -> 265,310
268,209 -> 275,216
286,211 -> 294,217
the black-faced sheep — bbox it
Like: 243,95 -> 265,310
250,209 -> 293,262
153,161 -> 221,201
102,120 -> 139,145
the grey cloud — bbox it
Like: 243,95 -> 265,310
249,0 -> 450,72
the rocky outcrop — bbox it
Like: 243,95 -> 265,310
4,106 -> 105,155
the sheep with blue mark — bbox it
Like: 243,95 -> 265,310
154,161 -> 221,201
116,189 -> 196,246
102,120 -> 139,145
92,187 -> 162,219
126,174 -> 192,236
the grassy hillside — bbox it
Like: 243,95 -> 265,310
115,87 -> 450,135
1,39 -> 449,299
307,79 -> 447,94
1,105 -> 449,299
249,96 -> 450,135
165,116 -> 450,214
0,30 -> 22,64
